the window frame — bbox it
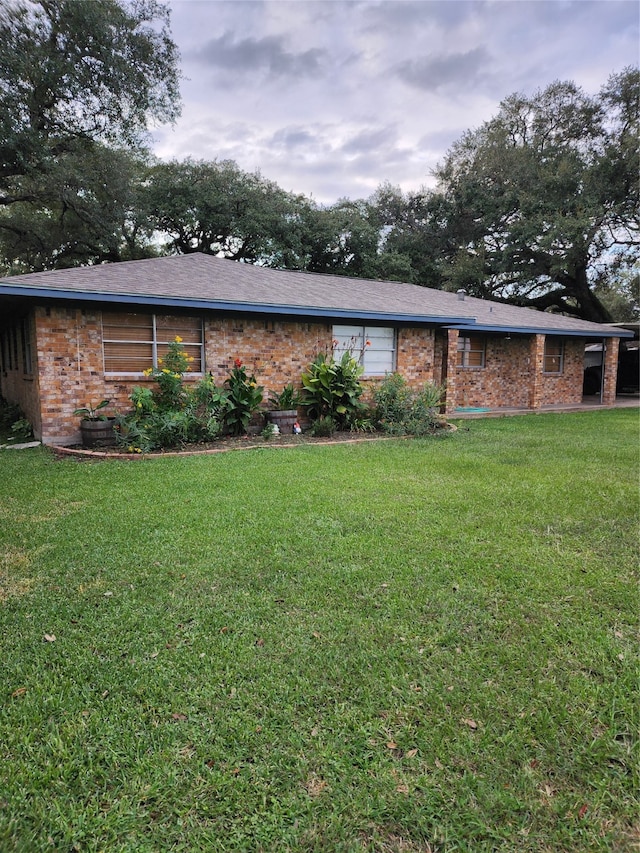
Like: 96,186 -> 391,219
102,312 -> 204,376
332,325 -> 396,377
456,334 -> 486,369
543,338 -> 564,374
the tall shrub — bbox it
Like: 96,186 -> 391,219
373,374 -> 445,435
300,351 -> 366,429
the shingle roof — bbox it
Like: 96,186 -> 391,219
0,252 -> 629,338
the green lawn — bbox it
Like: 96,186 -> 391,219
0,410 -> 638,852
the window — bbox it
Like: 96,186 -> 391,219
457,335 -> 486,368
103,312 -> 203,374
332,325 -> 396,376
21,318 -> 33,375
543,338 -> 564,374
1,326 -> 18,371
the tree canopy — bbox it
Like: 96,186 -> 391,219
0,0 -> 180,271
430,68 -> 639,321
0,20 -> 637,327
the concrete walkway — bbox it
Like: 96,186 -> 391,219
451,394 -> 639,419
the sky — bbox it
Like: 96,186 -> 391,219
152,0 -> 640,205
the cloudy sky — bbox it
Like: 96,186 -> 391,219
152,0 -> 639,205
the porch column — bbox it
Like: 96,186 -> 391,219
528,334 -> 545,410
443,329 -> 459,415
602,337 -> 620,405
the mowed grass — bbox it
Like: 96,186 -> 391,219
0,410 -> 638,852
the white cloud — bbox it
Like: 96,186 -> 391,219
153,0 -> 639,204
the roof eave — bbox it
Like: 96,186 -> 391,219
448,322 -> 634,339
0,285 -> 473,326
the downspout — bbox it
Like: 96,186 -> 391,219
599,337 -> 606,404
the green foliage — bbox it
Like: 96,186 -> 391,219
142,338 -> 194,412
300,351 -> 366,428
114,340 -> 238,451
10,417 -> 33,442
223,359 -> 264,436
309,414 -> 336,437
268,383 -> 300,411
144,158 -> 302,262
0,396 -> 25,429
1,0 -> 180,173
374,373 -> 445,435
261,422 -> 278,440
72,399 -> 111,421
0,0 -> 180,271
432,69 -> 640,321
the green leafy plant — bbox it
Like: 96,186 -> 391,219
142,337 -> 194,412
223,359 -> 264,436
0,397 -> 23,429
114,347 -> 229,452
373,374 -> 445,435
261,422 -> 278,440
309,414 -> 336,437
10,417 -> 33,441
268,383 -> 300,411
73,399 -> 111,420
300,351 -> 365,429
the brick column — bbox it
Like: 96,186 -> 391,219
528,334 -> 545,410
602,337 -> 620,405
443,329 -> 459,415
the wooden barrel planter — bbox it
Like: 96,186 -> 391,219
267,410 -> 299,434
79,418 -> 116,448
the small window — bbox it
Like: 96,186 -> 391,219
543,338 -> 564,374
21,318 -> 33,375
103,312 -> 203,374
332,325 -> 396,376
457,335 -> 486,368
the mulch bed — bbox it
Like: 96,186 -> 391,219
51,430 -> 411,460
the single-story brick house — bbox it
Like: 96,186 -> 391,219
0,253 -> 632,445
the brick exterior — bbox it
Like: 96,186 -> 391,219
443,330 -> 587,413
0,304 -> 623,444
602,337 -> 620,405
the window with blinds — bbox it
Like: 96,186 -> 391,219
543,338 -> 564,374
102,312 -> 203,374
456,335 -> 486,368
332,325 -> 396,376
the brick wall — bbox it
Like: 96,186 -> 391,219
20,305 -> 610,444
537,337 -> 585,407
453,336 -> 533,410
203,316 -> 330,395
396,328 -> 437,384
444,332 -> 587,412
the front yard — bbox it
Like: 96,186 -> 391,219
0,410 -> 638,852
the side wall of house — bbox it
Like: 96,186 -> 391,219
0,309 -> 41,437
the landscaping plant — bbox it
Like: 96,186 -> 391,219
115,339 -> 232,452
374,373 -> 445,435
300,351 -> 366,429
223,359 -> 264,436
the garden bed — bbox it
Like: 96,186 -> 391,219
52,427 -> 456,459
